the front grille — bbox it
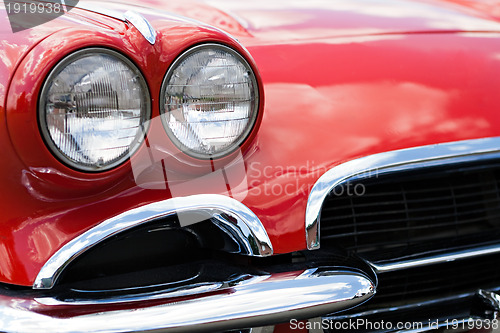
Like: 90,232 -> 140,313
375,252 -> 500,303
325,252 -> 500,332
320,160 -> 500,262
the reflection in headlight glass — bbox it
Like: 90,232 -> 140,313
41,51 -> 149,171
162,45 -> 258,158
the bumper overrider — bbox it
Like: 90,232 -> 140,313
0,268 -> 373,332
0,194 -> 374,333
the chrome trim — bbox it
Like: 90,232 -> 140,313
371,244 -> 500,273
477,290 -> 500,311
5,268 -> 374,333
124,11 -> 157,45
35,274 -> 256,306
33,194 -> 273,290
306,137 -> 500,250
76,4 -> 157,45
36,282 -> 223,306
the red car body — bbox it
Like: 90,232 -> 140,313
2,0 -> 500,332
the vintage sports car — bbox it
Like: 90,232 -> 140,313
2,0 -> 500,332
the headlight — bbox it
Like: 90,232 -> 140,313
160,44 -> 259,159
39,48 -> 150,172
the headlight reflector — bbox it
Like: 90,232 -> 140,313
39,48 -> 150,172
160,44 -> 259,159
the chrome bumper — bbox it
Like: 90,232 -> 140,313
0,267 -> 374,333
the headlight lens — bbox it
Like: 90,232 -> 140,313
39,48 -> 150,172
160,44 -> 259,159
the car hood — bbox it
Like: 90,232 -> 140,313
2,0 -> 500,83
110,0 -> 500,43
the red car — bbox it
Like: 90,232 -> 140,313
2,0 -> 500,332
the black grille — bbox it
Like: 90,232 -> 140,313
375,252 -> 500,303
330,252 -> 500,328
320,160 -> 500,262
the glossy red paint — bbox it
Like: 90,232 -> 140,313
133,0 -> 500,40
2,0 -> 500,286
2,6 -> 262,285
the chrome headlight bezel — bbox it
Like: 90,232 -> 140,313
38,48 -> 151,172
159,43 -> 260,160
